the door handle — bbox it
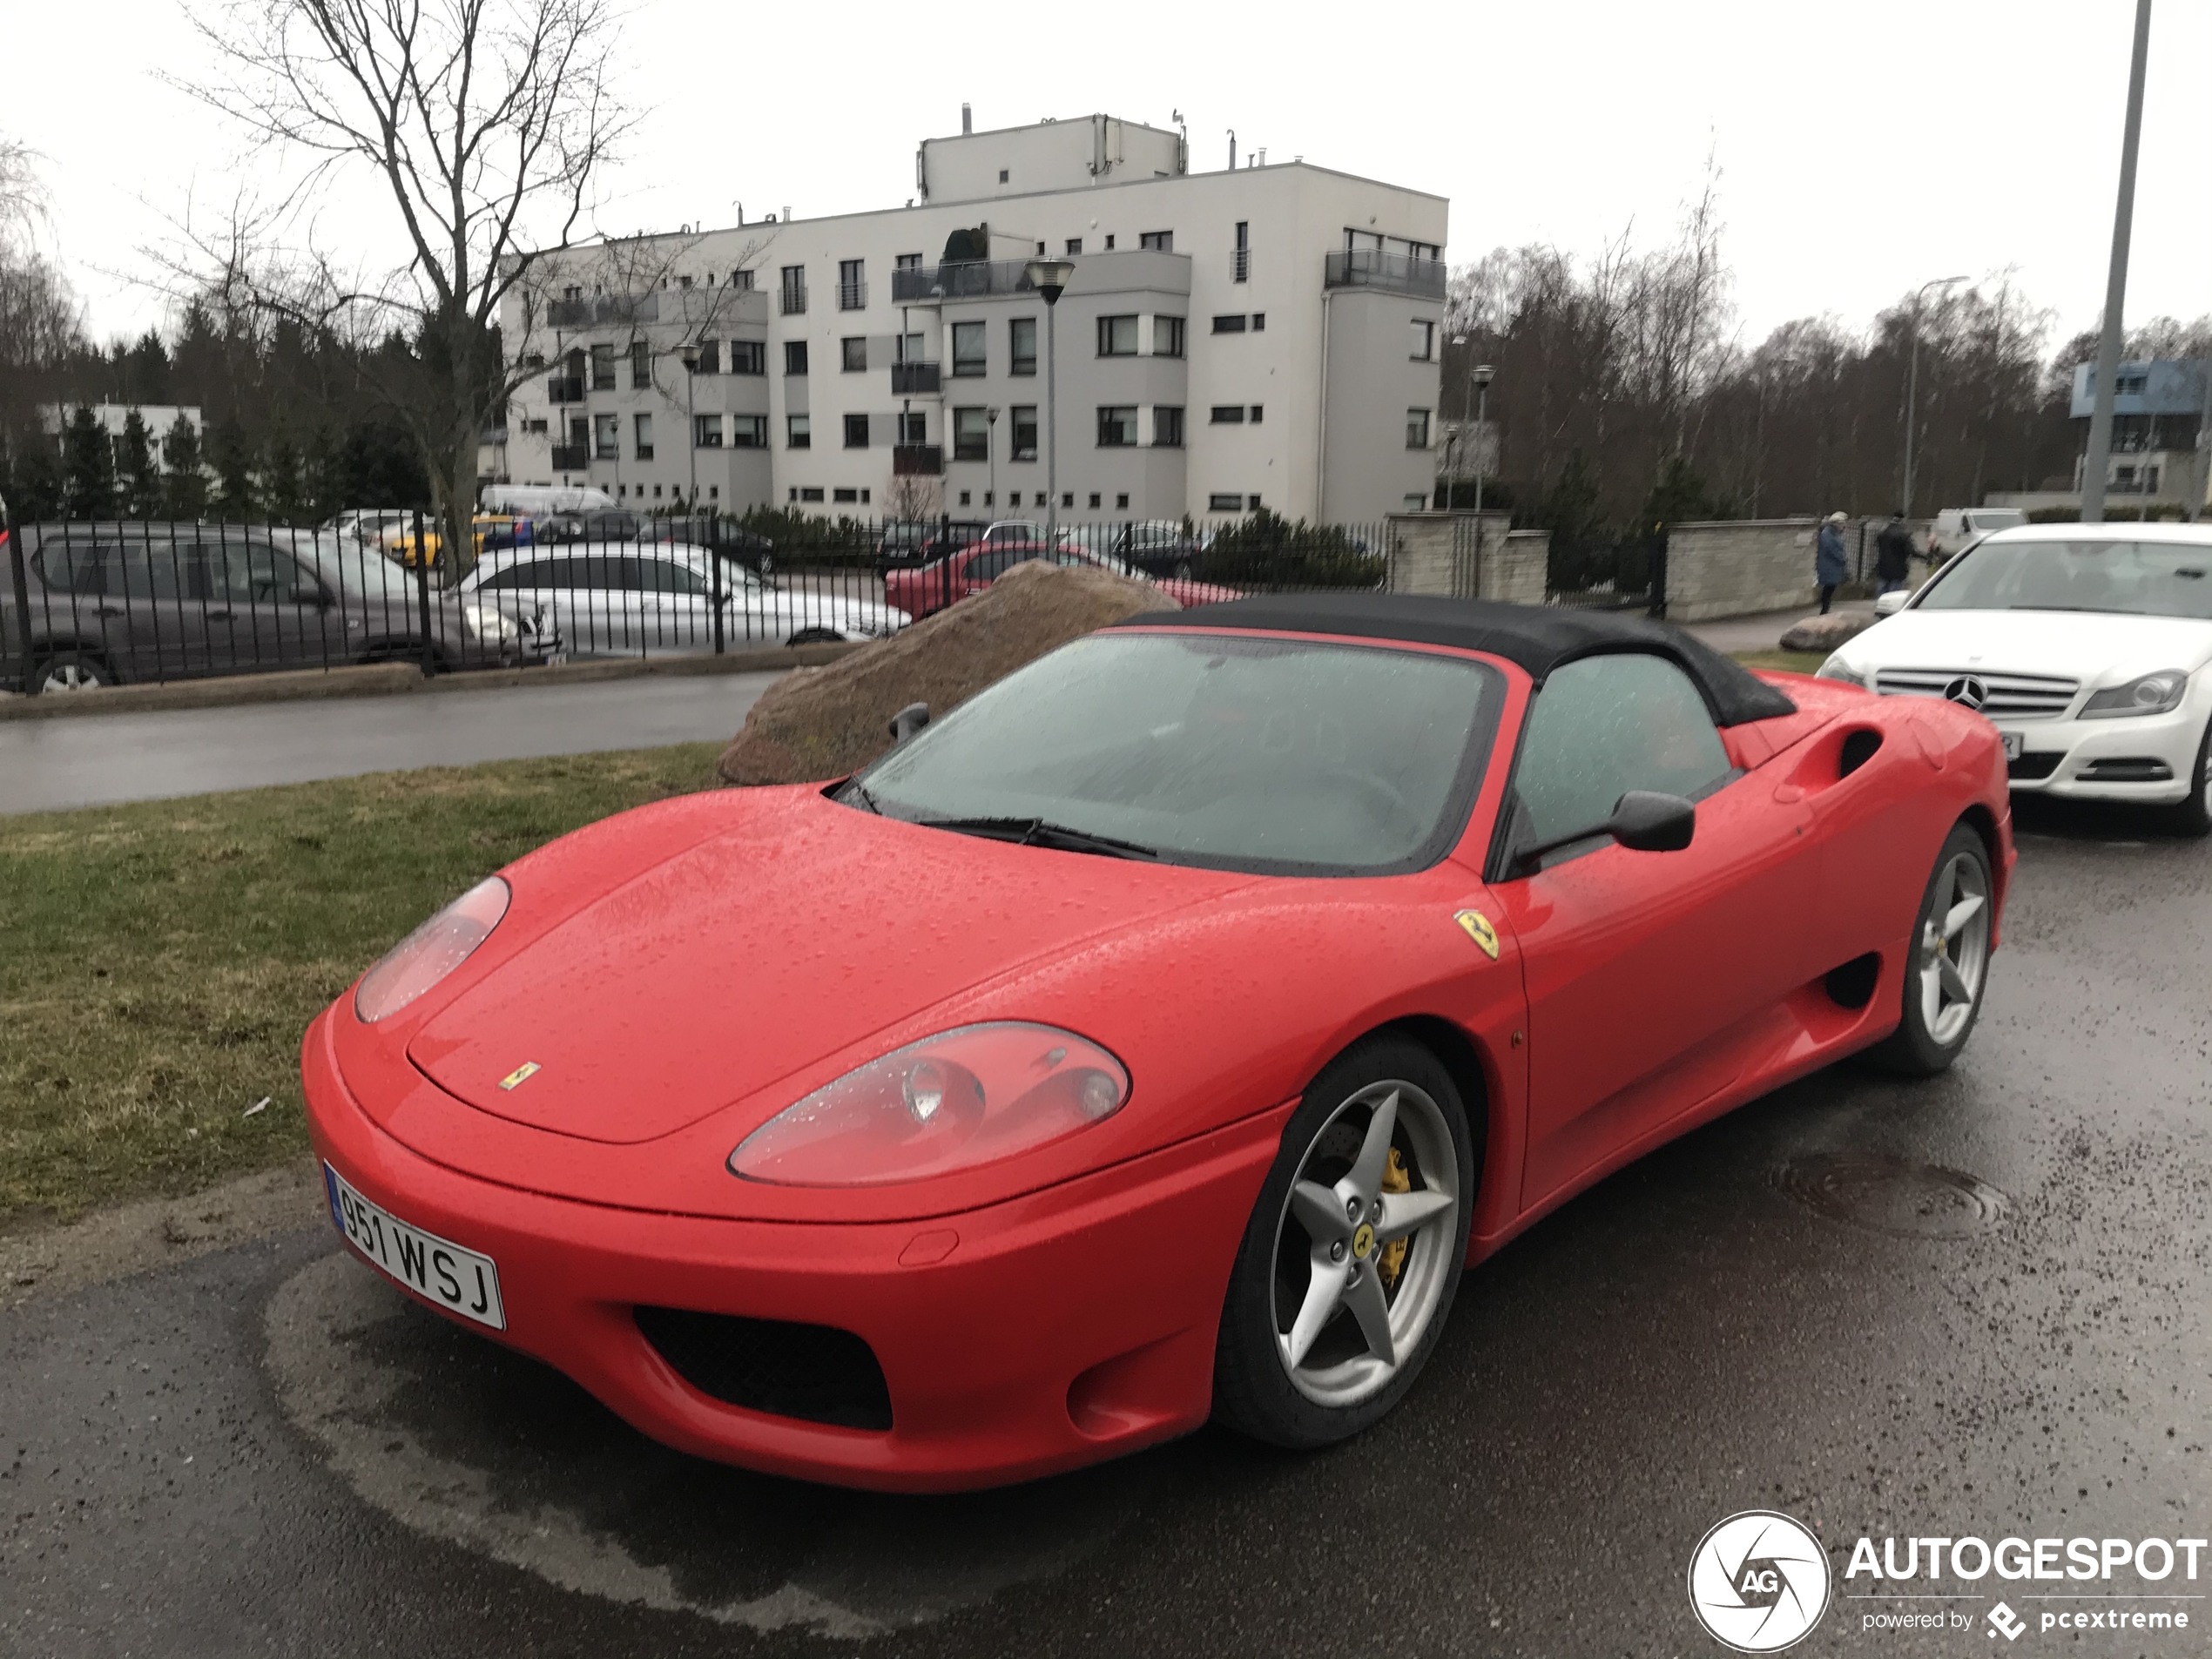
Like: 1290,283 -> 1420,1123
205,609 -> 234,621
96,605 -> 125,618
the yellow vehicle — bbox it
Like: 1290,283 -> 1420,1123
382,515 -> 530,569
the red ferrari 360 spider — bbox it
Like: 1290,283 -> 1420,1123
302,595 -> 2013,1492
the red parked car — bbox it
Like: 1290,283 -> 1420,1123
882,540 -> 1239,618
303,595 -> 2011,1492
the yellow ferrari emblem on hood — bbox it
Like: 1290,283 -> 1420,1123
1453,910 -> 1501,961
498,1062 -> 542,1091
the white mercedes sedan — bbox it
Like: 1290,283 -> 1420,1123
1817,522 -> 2212,835
459,543 -> 907,658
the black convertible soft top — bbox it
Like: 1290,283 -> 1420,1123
1111,593 -> 1797,727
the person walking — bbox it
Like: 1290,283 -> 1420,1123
1815,511 -> 1849,614
1874,509 -> 1914,598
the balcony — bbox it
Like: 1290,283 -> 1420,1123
1324,249 -> 1447,300
780,286 -> 807,315
891,260 -> 1041,304
547,293 -> 658,328
892,444 -> 943,476
892,361 -> 941,395
546,374 -> 584,404
549,443 -> 588,470
838,280 -> 867,311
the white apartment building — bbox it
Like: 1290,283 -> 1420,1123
502,112 -> 1447,524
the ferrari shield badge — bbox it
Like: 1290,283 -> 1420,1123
1453,910 -> 1501,961
498,1062 -> 542,1091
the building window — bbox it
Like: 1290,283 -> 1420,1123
732,268 -> 756,290
590,343 -> 617,389
1000,170 -> 1010,184
1209,493 -> 1245,513
889,411 -> 922,444
838,258 -> 866,310
1153,315 -> 1185,357
844,413 -> 870,448
799,486 -> 825,502
1009,317 -> 1036,376
1251,313 -> 1265,331
1232,221 -> 1249,283
1153,406 -> 1184,447
833,487 -> 860,502
594,412 -> 619,458
1250,404 -> 1264,423
785,340 -> 808,375
1248,494 -> 1262,509
696,339 -> 722,374
840,336 -> 868,372
960,489 -> 973,504
1140,231 -> 1173,252
952,320 -> 986,376
1089,492 -> 1102,509
632,412 -> 654,460
787,415 -> 811,449
1064,238 -> 1082,256
732,415 -> 767,448
1116,493 -> 1130,509
1406,408 -> 1432,448
953,406 -> 989,461
1062,491 -> 1074,508
896,331 -> 925,363
730,340 -> 765,375
779,264 -> 806,314
1211,314 -> 1247,334
1410,320 -> 1436,361
1096,314 -> 1138,356
895,253 -> 922,271
1010,405 -> 1038,461
1210,405 -> 1245,424
1096,405 -> 1138,447
630,340 -> 651,388
694,414 -> 724,448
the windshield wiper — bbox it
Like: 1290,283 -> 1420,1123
910,815 -> 1159,860
840,779 -> 883,814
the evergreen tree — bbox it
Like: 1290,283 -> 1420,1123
60,406 -> 117,519
209,418 -> 255,519
162,413 -> 207,519
118,410 -> 163,518
1,424 -> 65,521
264,428 -> 306,524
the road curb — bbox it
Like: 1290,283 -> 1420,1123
0,642 -> 858,723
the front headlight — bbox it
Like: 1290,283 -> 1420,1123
729,1022 -> 1130,1187
1816,655 -> 1866,687
354,877 -> 509,1022
2080,669 -> 2188,718
462,601 -> 517,644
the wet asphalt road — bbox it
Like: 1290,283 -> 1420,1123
0,672 -> 779,815
2,799 -> 2206,1658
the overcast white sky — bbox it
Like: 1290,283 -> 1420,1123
11,0 -> 2209,357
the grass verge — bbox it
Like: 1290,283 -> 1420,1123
1732,649 -> 1831,676
0,745 -> 722,1228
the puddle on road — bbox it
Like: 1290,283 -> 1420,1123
1770,1153 -> 2013,1239
264,1251 -> 1168,1638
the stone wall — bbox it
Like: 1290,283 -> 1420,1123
1484,529 -> 1549,604
1663,518 -> 1823,621
1383,512 -> 1530,600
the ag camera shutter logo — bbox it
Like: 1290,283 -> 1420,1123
1689,1511 -> 1832,1652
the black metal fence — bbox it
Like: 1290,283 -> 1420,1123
1,509 -> 1407,696
1545,527 -> 1668,617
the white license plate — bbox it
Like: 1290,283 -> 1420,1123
2000,731 -> 2024,760
324,1162 -> 506,1330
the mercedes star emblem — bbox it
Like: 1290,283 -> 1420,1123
1943,675 -> 1989,711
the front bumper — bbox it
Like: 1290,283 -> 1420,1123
300,1010 -> 1284,1492
2000,704 -> 2207,804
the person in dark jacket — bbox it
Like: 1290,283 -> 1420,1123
1874,510 -> 1915,597
1814,511 -> 1850,613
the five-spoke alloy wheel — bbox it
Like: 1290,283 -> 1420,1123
1866,821 -> 1995,1075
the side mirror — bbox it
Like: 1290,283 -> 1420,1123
1511,789 -> 1696,875
1873,589 -> 1908,617
888,701 -> 930,742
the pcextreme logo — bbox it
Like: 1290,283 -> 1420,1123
1689,1511 -> 1833,1652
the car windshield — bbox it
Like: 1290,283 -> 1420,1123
289,535 -> 418,601
850,632 -> 1504,874
1916,537 -> 2212,620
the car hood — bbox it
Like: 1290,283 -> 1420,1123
404,788 -> 1253,1145
1846,607 -> 2212,683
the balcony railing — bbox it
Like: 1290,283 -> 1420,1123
892,361 -> 941,395
1324,249 -> 1447,300
892,444 -> 943,475
780,286 -> 807,315
547,293 -> 658,328
838,280 -> 867,311
549,443 -> 588,469
546,374 -> 584,404
891,260 -> 1042,304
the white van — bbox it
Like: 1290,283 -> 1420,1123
479,482 -> 617,517
1930,506 -> 2027,560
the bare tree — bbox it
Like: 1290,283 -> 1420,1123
178,0 -> 634,563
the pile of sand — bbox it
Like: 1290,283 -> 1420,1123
717,558 -> 1178,786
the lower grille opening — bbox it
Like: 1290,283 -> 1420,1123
2079,758 -> 2173,782
2008,752 -> 2062,781
634,1306 -> 894,1431
1824,952 -> 1881,1009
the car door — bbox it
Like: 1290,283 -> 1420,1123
1487,651 -> 1819,1212
637,553 -> 711,651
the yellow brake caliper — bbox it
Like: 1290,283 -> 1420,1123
1379,1146 -> 1412,1288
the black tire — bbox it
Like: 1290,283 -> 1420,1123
2162,714 -> 2212,839
1861,820 -> 1994,1076
30,649 -> 111,694
1174,559 -> 1195,580
786,628 -> 842,647
1212,1034 -> 1476,1449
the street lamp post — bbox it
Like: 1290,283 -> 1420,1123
987,406 -> 1000,509
681,343 -> 720,655
2082,0 -> 2155,524
1471,363 -> 1494,518
1902,275 -> 1967,520
1025,258 -> 1076,543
